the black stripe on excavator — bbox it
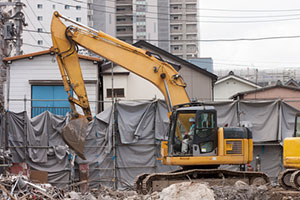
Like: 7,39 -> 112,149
223,127 -> 253,139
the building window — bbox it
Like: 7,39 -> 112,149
65,5 -> 70,10
31,85 -> 71,117
37,4 -> 43,9
52,4 -> 55,9
106,88 -> 125,98
37,16 -> 43,21
37,28 -> 43,32
76,5 -> 81,10
76,17 -> 81,22
37,40 -> 43,45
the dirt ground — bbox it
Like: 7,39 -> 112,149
2,175 -> 300,200
94,181 -> 300,200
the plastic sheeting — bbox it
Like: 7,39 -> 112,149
2,100 -> 300,188
76,100 -> 177,189
6,111 -> 70,187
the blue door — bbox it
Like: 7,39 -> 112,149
31,85 -> 71,117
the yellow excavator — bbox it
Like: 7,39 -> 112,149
51,11 -> 269,193
278,114 -> 300,190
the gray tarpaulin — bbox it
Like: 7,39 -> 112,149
206,100 -> 299,142
239,101 -> 280,142
2,99 -> 300,188
6,111 -> 70,187
203,101 -> 238,127
251,145 -> 283,182
76,100 -> 178,189
280,102 -> 300,141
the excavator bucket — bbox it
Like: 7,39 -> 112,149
62,117 -> 89,160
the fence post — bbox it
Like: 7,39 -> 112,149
23,95 -> 26,112
237,99 -> 241,127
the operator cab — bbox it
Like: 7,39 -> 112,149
168,104 -> 218,156
294,113 -> 300,137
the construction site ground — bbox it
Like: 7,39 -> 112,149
2,174 -> 300,200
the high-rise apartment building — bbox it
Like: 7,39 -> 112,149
4,0 -> 199,58
92,0 -> 170,52
3,0 -> 92,54
169,0 -> 198,59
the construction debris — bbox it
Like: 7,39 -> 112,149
159,182 -> 215,200
1,173 -> 300,200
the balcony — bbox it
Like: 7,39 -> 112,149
116,0 -> 132,5
170,0 -> 182,4
186,0 -> 197,3
116,6 -> 133,15
117,30 -> 133,37
186,8 -> 197,13
170,19 -> 183,24
117,36 -> 133,44
170,8 -> 183,14
170,29 -> 183,34
116,17 -> 133,26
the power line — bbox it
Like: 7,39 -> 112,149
199,13 -> 300,19
22,11 -> 38,43
138,35 -> 300,42
199,7 -> 300,13
24,0 -> 51,46
23,42 -> 49,49
199,17 -> 300,23
24,29 -> 50,34
44,0 -> 300,24
23,29 -> 300,42
89,0 -> 300,14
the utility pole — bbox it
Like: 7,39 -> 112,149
0,1 -> 25,110
0,1 -> 25,56
15,0 -> 22,55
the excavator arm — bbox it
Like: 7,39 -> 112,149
51,12 -> 190,158
51,12 -> 190,111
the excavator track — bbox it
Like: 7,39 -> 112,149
290,170 -> 300,190
278,169 -> 298,190
135,169 -> 270,194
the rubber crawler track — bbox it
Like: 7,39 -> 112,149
135,169 -> 270,194
278,169 -> 298,190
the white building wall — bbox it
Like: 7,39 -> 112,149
145,0 -> 158,46
103,66 -> 164,109
7,54 -> 98,117
214,79 -> 258,101
20,0 -> 89,54
92,0 -> 116,36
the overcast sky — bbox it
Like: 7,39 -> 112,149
198,0 -> 300,70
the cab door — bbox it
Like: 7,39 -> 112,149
192,111 -> 218,156
294,113 -> 300,137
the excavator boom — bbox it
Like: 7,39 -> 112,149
51,11 -> 189,158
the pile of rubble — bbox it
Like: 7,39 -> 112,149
1,173 -> 300,200
0,174 -> 99,200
